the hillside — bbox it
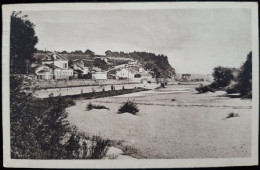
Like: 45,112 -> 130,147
34,50 -> 176,78
105,51 -> 176,78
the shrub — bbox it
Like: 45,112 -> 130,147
86,102 -> 109,111
67,99 -> 76,106
10,75 -> 110,159
226,112 -> 239,118
118,99 -> 139,115
160,83 -> 165,88
87,136 -> 111,159
171,99 -> 176,102
134,74 -> 141,78
195,84 -> 215,93
147,81 -> 151,84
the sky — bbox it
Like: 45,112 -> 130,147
22,9 -> 252,74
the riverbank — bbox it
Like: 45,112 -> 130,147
33,82 -> 158,98
32,87 -> 149,102
67,84 -> 252,159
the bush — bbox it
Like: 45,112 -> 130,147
226,112 -> 239,119
147,81 -> 151,84
160,83 -> 165,88
10,75 -> 110,159
118,99 -> 139,115
134,74 -> 141,78
195,84 -> 215,93
86,102 -> 109,111
171,99 -> 176,102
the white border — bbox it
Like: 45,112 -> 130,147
2,2 -> 259,168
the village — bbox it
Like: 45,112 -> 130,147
31,51 -> 213,85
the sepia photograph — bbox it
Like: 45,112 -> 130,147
2,2 -> 259,168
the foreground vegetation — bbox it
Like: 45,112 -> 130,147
196,52 -> 252,98
10,75 -> 111,159
118,99 -> 139,115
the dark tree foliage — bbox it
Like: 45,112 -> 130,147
72,50 -> 84,54
93,58 -> 108,70
10,75 -> 42,158
10,75 -> 110,159
10,11 -> 38,74
60,50 -> 68,54
85,49 -> 95,56
231,52 -> 252,98
212,66 -> 235,88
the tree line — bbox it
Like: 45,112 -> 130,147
196,52 -> 252,98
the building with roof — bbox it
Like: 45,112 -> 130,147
35,52 -> 73,80
92,71 -> 107,81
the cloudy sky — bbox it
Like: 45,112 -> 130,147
23,9 -> 251,74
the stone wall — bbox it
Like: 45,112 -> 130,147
33,79 -> 142,89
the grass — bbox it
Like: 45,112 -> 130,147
118,99 -> 139,115
86,102 -> 109,111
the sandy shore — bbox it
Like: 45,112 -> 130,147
66,84 -> 252,159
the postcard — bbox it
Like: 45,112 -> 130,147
2,2 -> 259,168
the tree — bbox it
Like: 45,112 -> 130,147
212,66 -> 235,88
60,50 -> 68,54
10,11 -> 38,74
93,58 -> 108,70
234,52 -> 252,97
10,75 -> 110,159
72,50 -> 83,54
84,49 -> 95,56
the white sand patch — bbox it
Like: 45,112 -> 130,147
67,84 -> 252,159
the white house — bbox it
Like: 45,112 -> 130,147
36,52 -> 73,80
116,68 -> 135,79
72,60 -> 89,75
34,65 -> 53,80
92,71 -> 107,80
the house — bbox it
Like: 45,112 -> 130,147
46,63 -> 73,80
94,55 -> 108,63
42,52 -> 69,69
116,67 -> 135,79
72,60 -> 90,75
35,52 -> 73,80
92,71 -> 107,80
181,74 -> 191,81
139,67 -> 144,73
34,65 -> 53,80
